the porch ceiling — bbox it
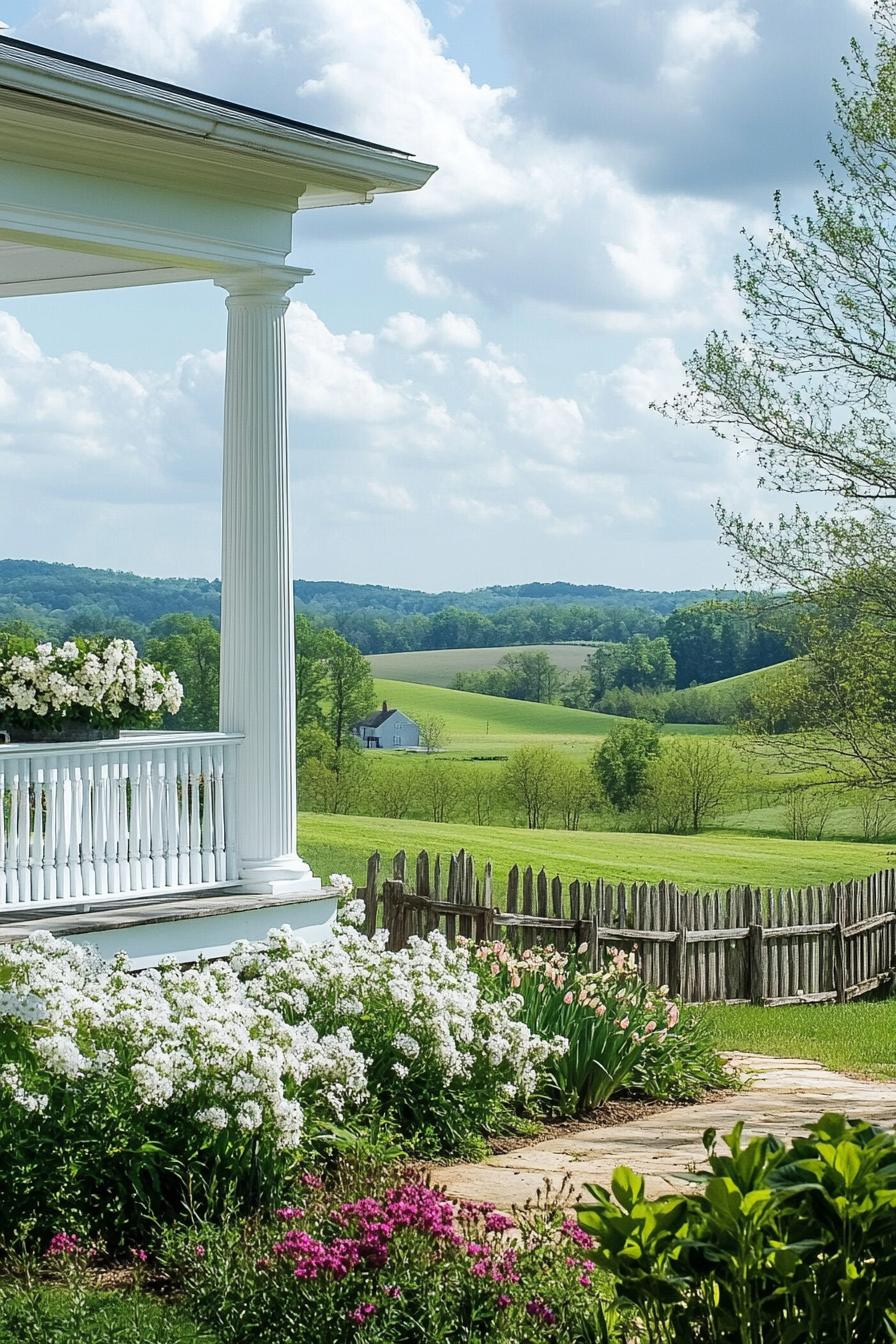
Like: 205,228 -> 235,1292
0,240 -> 209,296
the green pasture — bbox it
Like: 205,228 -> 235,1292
372,678 -> 724,757
705,1000 -> 896,1080
299,812 -> 890,895
368,643 -> 597,687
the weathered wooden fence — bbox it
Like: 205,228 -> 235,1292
357,849 -> 896,1006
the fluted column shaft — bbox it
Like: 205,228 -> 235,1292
217,270 -> 317,893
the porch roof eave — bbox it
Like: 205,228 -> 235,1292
0,34 -> 438,204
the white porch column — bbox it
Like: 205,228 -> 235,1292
216,267 -> 319,895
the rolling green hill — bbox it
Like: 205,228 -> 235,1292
663,659 -> 797,725
368,643 -> 596,687
300,812 -> 890,893
372,677 -> 724,756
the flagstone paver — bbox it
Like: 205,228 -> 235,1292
438,1054 -> 896,1209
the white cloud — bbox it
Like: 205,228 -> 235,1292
368,480 -> 415,511
662,2 -> 759,83
469,356 -> 585,463
286,303 -> 405,422
604,338 -> 686,415
381,310 -> 481,350
386,244 -> 455,297
381,312 -> 432,350
57,0 -> 270,76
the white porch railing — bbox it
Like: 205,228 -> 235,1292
0,732 -> 242,907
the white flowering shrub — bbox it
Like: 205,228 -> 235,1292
0,932 -> 367,1244
0,637 -> 183,733
232,919 -> 563,1157
0,885 -> 560,1245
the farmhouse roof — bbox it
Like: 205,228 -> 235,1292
355,702 -> 405,730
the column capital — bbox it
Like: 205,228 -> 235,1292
215,264 -> 313,304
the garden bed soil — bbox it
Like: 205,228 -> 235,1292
482,1089 -> 734,1157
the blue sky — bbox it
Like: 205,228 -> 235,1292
0,0 -> 873,591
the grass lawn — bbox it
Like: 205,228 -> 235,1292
372,677 -> 724,758
299,812 -> 890,894
705,1000 -> 896,1080
369,643 -> 598,687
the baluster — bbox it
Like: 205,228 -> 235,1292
164,747 -> 179,889
175,746 -> 189,886
64,752 -> 82,900
91,755 -> 108,896
17,759 -> 31,901
150,753 -> 166,889
31,758 -> 46,902
213,742 -> 227,882
188,744 -> 202,884
6,763 -> 20,908
79,752 -> 96,899
112,750 -> 128,893
139,751 -> 153,892
200,744 -> 215,883
122,750 -> 135,892
54,752 -> 69,897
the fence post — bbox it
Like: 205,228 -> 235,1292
477,861 -> 495,944
590,909 -> 601,971
748,924 -> 765,1005
393,850 -> 407,884
382,878 -> 406,951
363,851 -> 380,937
670,925 -> 688,1000
833,886 -> 847,1003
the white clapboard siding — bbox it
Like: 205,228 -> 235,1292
0,732 -> 241,907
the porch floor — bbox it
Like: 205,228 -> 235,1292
0,886 -> 338,967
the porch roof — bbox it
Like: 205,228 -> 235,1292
0,33 -> 438,296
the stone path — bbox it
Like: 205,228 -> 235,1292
439,1054 -> 896,1209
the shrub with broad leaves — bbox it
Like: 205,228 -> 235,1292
578,1113 -> 896,1343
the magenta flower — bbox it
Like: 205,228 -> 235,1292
46,1232 -> 82,1257
526,1298 -> 558,1324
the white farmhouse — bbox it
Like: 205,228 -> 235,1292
0,34 -> 435,964
352,703 -> 420,751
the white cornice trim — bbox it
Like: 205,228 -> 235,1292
0,45 -> 438,198
0,201 -> 291,269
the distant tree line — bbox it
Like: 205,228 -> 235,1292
452,601 -> 796,721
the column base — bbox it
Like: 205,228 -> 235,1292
236,856 -> 322,898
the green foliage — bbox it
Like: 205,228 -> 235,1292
631,1003 -> 732,1101
320,629 -> 376,752
455,649 -> 567,704
0,1283 -> 211,1344
502,747 -> 565,828
594,720 -> 661,811
664,600 -> 794,691
586,636 -> 676,706
146,614 -> 220,731
638,738 -> 739,834
578,1113 -> 896,1342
